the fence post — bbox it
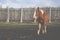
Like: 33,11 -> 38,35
15,10 -> 17,22
6,7 -> 9,23
49,7 -> 51,23
20,8 -> 23,23
0,5 -> 2,21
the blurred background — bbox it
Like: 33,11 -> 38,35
0,0 -> 60,23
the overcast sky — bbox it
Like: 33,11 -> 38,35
0,0 -> 60,8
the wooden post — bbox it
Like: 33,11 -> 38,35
49,7 -> 51,23
20,8 -> 23,23
6,7 -> 9,22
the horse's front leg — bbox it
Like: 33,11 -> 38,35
37,23 -> 41,35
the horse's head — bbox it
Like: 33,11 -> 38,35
33,7 -> 38,23
33,7 -> 42,23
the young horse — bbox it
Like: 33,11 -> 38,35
33,7 -> 49,35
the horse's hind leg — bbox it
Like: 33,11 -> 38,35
44,25 -> 47,33
42,24 -> 47,34
37,23 -> 41,35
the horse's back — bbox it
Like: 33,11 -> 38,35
43,12 -> 49,25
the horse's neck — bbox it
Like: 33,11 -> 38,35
36,10 -> 41,15
36,10 -> 43,17
40,9 -> 44,15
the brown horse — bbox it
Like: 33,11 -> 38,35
33,7 -> 49,35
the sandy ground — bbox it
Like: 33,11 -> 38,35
0,25 -> 60,40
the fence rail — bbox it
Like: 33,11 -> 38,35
0,7 -> 60,23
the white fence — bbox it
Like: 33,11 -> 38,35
0,7 -> 60,23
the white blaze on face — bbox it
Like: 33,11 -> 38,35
33,9 -> 36,18
33,7 -> 38,17
34,10 -> 36,17
33,9 -> 37,23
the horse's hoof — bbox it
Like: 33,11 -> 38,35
37,31 -> 40,35
42,30 -> 44,34
42,32 -> 47,35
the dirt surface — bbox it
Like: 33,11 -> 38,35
0,25 -> 60,40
